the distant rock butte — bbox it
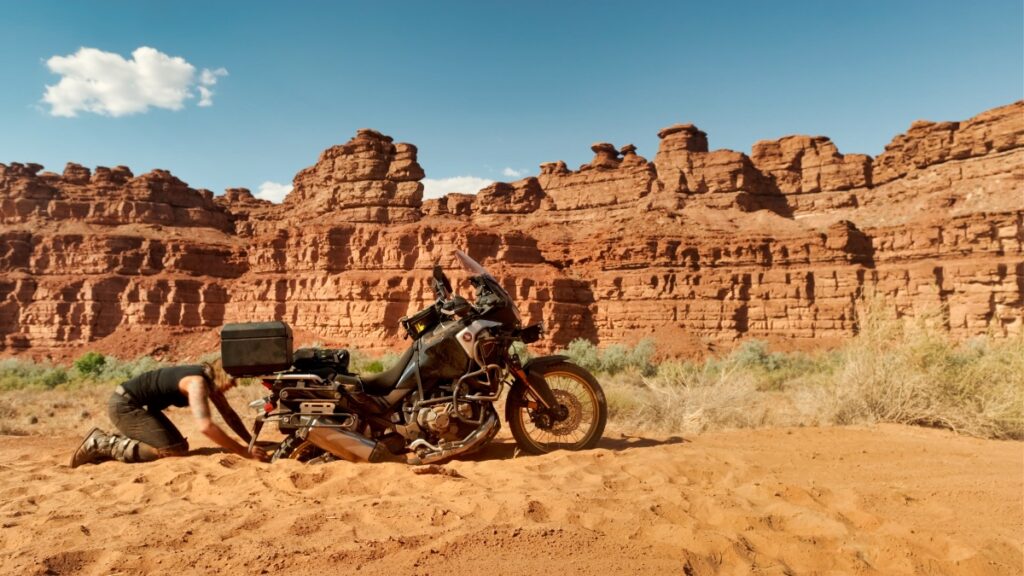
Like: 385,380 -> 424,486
1,101 -> 1021,359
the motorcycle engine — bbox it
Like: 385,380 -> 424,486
416,403 -> 472,440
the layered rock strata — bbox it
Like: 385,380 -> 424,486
1,102 -> 1020,358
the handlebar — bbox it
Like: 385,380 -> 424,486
439,295 -> 473,317
430,266 -> 501,319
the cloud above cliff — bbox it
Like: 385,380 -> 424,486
42,47 -> 227,117
501,167 -> 525,178
422,176 -> 493,199
256,181 -> 292,203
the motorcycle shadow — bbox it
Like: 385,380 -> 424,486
187,441 -> 278,458
460,434 -> 689,462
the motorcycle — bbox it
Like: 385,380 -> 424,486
246,250 -> 607,464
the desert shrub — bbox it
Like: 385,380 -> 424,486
562,339 -> 601,373
94,356 -> 165,383
603,356 -> 765,434
73,352 -> 106,376
349,349 -> 401,374
805,311 -> 1024,439
0,355 -> 166,391
376,351 -> 401,372
729,340 -> 781,370
559,338 -> 656,376
598,305 -> 1023,439
347,349 -> 373,373
510,341 -> 532,362
722,341 -> 836,392
363,360 -> 385,373
0,359 -> 70,390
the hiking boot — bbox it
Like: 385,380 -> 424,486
70,427 -> 110,468
70,428 -> 141,467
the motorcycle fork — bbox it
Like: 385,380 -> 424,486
511,366 -> 557,410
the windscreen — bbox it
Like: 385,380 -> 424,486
454,250 -> 490,278
454,250 -> 516,310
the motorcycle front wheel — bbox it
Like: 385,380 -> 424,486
506,361 -> 607,455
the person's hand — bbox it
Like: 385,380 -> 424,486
248,445 -> 270,462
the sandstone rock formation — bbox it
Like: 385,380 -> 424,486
284,128 -> 424,224
1,102 -> 1021,359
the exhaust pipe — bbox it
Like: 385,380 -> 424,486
305,426 -> 401,463
408,410 -> 500,464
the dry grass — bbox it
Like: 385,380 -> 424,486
592,308 -> 1023,439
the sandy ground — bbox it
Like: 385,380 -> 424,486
0,387 -> 1021,575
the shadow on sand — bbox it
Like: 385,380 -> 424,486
201,437 -> 688,464
459,434 -> 689,463
187,440 -> 278,458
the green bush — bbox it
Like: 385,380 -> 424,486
349,349 -> 401,374
73,352 -> 106,376
42,367 -> 70,388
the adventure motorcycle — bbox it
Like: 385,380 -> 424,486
245,250 -> 607,464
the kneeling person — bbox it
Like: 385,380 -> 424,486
71,362 -> 268,467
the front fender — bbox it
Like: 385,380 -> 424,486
512,355 -> 570,409
523,355 -> 570,371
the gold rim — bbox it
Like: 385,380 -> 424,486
516,370 -> 600,450
287,440 -> 322,461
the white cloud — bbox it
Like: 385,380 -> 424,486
197,67 -> 227,106
256,181 -> 292,203
42,46 -> 227,117
197,86 -> 214,107
501,167 -> 525,178
422,176 -> 493,200
199,67 -> 228,85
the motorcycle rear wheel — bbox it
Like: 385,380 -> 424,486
271,434 -> 329,463
506,361 -> 607,455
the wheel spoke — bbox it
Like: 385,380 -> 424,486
516,369 -> 601,452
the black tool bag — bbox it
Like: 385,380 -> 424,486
292,347 -> 351,375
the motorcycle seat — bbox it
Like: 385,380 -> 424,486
359,346 -> 415,395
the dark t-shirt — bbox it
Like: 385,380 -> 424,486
121,365 -> 209,411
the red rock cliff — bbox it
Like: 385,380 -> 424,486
1,102 -> 1021,358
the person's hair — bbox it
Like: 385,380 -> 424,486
200,358 -> 234,392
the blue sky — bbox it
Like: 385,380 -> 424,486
1,1 -> 1021,201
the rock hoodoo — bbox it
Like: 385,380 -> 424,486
1,102 -> 1021,358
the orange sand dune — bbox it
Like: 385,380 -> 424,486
1,423 -> 1021,575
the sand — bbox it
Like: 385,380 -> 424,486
1,412 -> 1021,576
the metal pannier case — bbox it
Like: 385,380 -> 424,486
220,321 -> 293,377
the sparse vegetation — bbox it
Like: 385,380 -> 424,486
596,307 -> 1023,439
559,338 -> 657,376
0,354 -> 165,391
1,307 -> 1021,440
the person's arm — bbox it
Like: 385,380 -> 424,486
185,376 -> 267,461
209,387 -> 253,444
